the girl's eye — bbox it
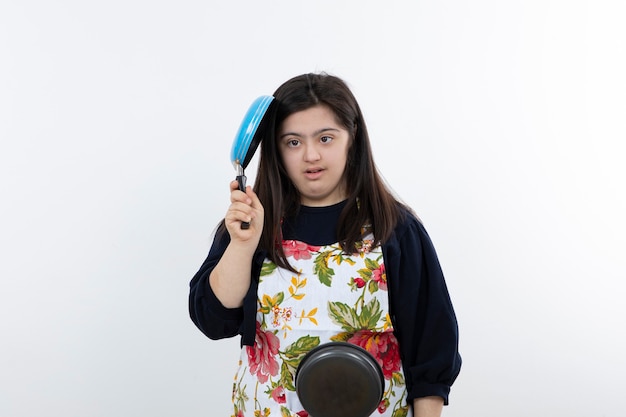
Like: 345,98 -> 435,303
320,136 -> 333,144
286,139 -> 300,147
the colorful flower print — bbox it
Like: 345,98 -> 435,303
271,305 -> 294,328
355,237 -> 375,254
378,398 -> 390,413
353,277 -> 366,288
283,240 -> 322,260
354,258 -> 386,293
270,385 -> 286,404
371,263 -> 387,291
347,330 -> 401,380
236,238 -> 406,417
246,321 -> 280,383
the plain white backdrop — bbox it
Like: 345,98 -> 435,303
1,1 -> 625,416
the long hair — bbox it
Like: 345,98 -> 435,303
254,73 -> 404,271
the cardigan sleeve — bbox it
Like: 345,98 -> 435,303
189,227 -> 267,347
383,211 -> 462,405
188,229 -> 246,340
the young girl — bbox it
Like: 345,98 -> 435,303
189,73 -> 461,417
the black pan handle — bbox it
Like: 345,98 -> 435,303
236,172 -> 250,229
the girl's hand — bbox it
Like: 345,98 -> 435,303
224,180 -> 264,247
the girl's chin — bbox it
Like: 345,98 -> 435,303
299,192 -> 347,207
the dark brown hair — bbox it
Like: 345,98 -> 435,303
254,73 -> 404,271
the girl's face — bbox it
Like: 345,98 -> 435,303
278,105 -> 351,207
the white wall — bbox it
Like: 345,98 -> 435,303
1,1 -> 625,416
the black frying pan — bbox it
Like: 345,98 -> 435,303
230,95 -> 275,229
295,342 -> 384,417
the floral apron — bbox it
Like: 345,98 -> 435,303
231,236 -> 412,417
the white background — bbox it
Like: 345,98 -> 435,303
1,1 -> 625,416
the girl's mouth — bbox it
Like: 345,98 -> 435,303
304,168 -> 324,179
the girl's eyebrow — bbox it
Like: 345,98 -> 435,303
279,127 -> 341,139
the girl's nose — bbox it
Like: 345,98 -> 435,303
303,144 -> 321,162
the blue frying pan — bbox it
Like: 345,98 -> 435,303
230,95 -> 275,229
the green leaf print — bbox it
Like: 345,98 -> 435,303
364,257 -> 380,271
283,335 -> 320,358
328,299 -> 384,333
260,261 -> 277,277
392,371 -> 406,385
278,335 -> 320,392
259,292 -> 285,315
357,267 -> 373,280
332,252 -> 356,266
314,250 -> 335,286
328,301 -> 361,332
329,331 -> 353,342
367,279 -> 379,294
357,258 -> 380,280
279,360 -> 297,391
359,298 -> 383,329
393,406 -> 410,417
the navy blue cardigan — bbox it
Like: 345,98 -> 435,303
189,203 -> 461,404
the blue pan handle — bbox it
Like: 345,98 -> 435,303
236,164 -> 250,229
